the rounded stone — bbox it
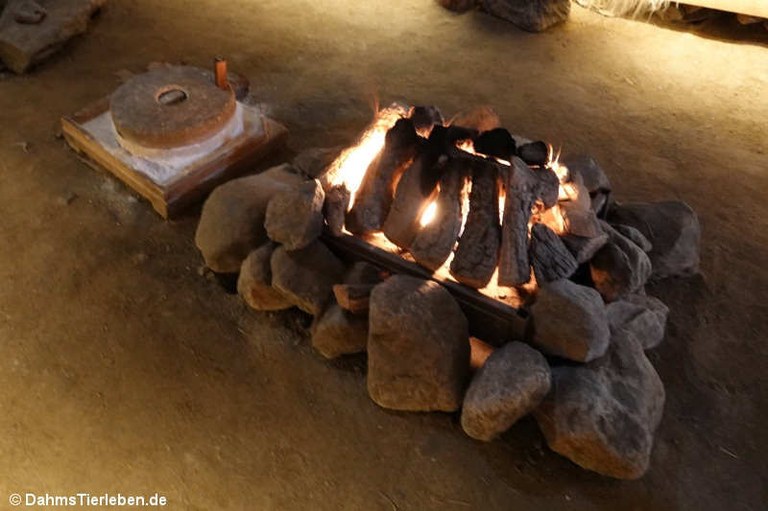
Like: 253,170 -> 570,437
110,66 -> 236,149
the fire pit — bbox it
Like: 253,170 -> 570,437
194,103 -> 701,480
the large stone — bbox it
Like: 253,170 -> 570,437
265,178 -> 325,250
590,221 -> 652,302
438,0 -> 479,13
292,146 -> 342,180
0,0 -> 105,74
607,201 -> 701,278
270,241 -> 346,316
311,304 -> 368,359
367,275 -> 470,412
606,294 -> 669,350
237,242 -> 292,311
480,0 -> 570,32
461,342 -> 551,441
530,279 -> 610,362
195,164 -> 304,273
534,334 -> 665,480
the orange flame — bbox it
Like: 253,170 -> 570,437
328,105 -> 409,209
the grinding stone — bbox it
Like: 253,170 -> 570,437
110,66 -> 236,149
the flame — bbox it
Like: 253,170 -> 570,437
420,197 -> 439,227
328,105 -> 409,209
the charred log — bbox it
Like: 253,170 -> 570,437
409,105 -> 444,134
474,128 -> 516,161
411,158 -> 469,271
450,158 -> 501,288
530,223 -> 578,285
345,118 -> 421,235
518,141 -> 549,166
382,127 -> 448,248
498,157 -> 537,287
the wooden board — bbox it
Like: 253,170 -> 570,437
61,98 -> 288,218
685,1 -> 768,18
322,232 -> 530,347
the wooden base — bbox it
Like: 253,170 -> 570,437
61,98 -> 288,218
322,232 -> 530,346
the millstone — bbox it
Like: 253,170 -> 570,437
110,66 -> 236,149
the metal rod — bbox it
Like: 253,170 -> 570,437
214,57 -> 229,91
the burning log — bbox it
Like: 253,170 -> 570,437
382,126 -> 448,248
409,105 -> 444,135
498,157 -> 537,287
474,128 -> 517,161
450,157 -> 501,288
517,141 -> 549,166
534,167 -> 560,209
332,283 -> 374,315
410,158 -> 469,271
345,118 -> 421,235
530,223 -> 578,285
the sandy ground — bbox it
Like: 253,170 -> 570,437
1,1 -> 767,509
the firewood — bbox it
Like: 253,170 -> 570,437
382,127 -> 448,248
409,105 -> 444,134
529,223 -> 578,285
498,157 -> 537,286
534,167 -> 559,209
450,158 -> 501,288
346,118 -> 421,235
332,283 -> 375,315
410,158 -> 469,271
474,128 -> 516,161
518,141 -> 549,166
323,184 -> 350,237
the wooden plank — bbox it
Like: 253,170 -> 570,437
685,0 -> 768,18
322,232 -> 530,346
61,99 -> 287,219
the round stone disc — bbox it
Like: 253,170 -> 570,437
110,66 -> 236,149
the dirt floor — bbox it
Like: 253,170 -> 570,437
1,1 -> 767,509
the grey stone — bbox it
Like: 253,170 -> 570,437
530,279 -> 610,362
265,178 -> 325,250
562,232 -> 609,264
607,201 -> 701,278
311,304 -> 368,359
367,275 -> 470,412
562,154 -> 611,193
481,0 -> 570,32
292,146 -> 342,180
195,164 -> 303,273
237,243 -> 292,311
590,222 -> 652,302
461,342 -> 551,441
534,334 -> 665,480
612,224 -> 652,252
0,0 -> 105,74
270,241 -> 346,316
607,294 -> 669,350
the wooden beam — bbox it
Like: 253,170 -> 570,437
684,0 -> 768,18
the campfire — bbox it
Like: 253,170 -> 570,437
194,102 -> 700,481
320,105 -> 610,309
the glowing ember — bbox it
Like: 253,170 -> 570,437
420,197 -> 439,227
328,105 -> 409,209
